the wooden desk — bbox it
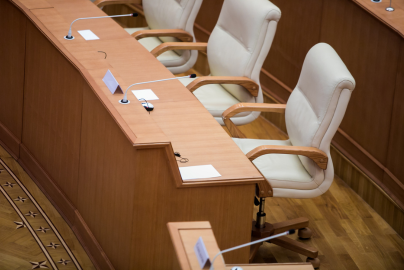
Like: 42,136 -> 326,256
0,0 -> 265,269
168,222 -> 314,270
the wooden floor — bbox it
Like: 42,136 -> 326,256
0,147 -> 95,270
0,116 -> 403,269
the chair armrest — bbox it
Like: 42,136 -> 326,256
151,42 -> 208,57
132,29 -> 193,42
222,103 -> 286,138
94,0 -> 140,8
246,145 -> 328,170
186,76 -> 259,97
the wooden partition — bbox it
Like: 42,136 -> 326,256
0,0 -> 266,269
189,0 -> 404,211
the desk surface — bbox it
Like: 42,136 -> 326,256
168,222 -> 314,270
15,0 -> 264,187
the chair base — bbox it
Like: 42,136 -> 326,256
250,218 -> 320,268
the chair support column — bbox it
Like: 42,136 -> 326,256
255,198 -> 266,228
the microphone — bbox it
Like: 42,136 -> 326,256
119,74 -> 197,104
64,13 -> 138,40
209,229 -> 296,270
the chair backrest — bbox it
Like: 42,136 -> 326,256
143,0 -> 203,43
285,43 -> 355,191
207,0 -> 281,104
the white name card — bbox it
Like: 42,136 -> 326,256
77,30 -> 99,40
194,237 -> 211,269
102,70 -> 123,94
132,89 -> 159,101
179,165 -> 221,180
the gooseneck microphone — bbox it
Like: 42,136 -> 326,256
119,74 -> 197,104
64,13 -> 138,40
209,229 -> 296,270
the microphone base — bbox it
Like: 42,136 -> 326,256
119,99 -> 130,104
64,35 -> 75,40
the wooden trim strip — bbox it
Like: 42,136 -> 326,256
0,158 -> 83,270
331,145 -> 404,211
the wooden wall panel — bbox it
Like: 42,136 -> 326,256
22,22 -> 84,208
321,0 -> 401,172
0,0 -> 26,157
194,0 -> 224,42
263,0 -> 323,92
385,40 -> 404,199
77,85 -> 138,270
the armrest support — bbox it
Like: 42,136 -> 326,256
222,103 -> 286,138
186,76 -> 259,97
94,0 -> 141,8
151,42 -> 208,57
246,145 -> 328,170
132,29 -> 193,42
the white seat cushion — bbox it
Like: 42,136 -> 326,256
233,138 -> 324,190
179,78 -> 251,118
125,27 -> 187,66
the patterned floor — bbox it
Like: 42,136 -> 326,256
0,146 -> 95,270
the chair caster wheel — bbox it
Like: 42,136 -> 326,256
306,257 -> 320,268
298,227 -> 312,239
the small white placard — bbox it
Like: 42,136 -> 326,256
179,165 -> 221,180
131,89 -> 159,101
78,30 -> 99,40
194,237 -> 211,269
102,70 -> 123,94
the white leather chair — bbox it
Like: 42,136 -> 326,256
222,43 -> 356,268
94,0 -> 203,74
151,0 -> 281,125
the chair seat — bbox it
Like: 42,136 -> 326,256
179,78 -> 250,118
233,138 -> 324,191
125,27 -> 187,67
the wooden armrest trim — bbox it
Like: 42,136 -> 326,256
132,29 -> 193,42
186,76 -> 259,97
223,103 -> 286,119
246,145 -> 328,170
94,0 -> 139,8
151,42 -> 208,57
222,103 -> 286,138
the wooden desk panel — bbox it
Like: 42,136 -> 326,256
0,0 -> 26,157
0,0 -> 266,269
22,21 -> 84,211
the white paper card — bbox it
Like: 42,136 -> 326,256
131,89 -> 159,101
102,70 -> 123,94
179,165 -> 221,180
78,30 -> 99,40
194,237 -> 211,269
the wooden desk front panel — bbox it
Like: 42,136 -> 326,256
21,22 -> 84,212
0,0 -> 26,157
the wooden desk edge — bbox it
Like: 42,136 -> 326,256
168,222 -> 213,270
353,0 -> 404,38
